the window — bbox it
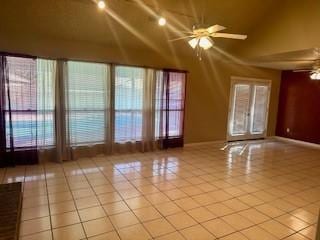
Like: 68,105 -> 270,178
5,56 -> 37,148
114,66 -> 145,142
155,71 -> 186,140
3,57 -> 56,149
66,61 -> 109,145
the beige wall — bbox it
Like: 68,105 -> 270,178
0,34 -> 281,144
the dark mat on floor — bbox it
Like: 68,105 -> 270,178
0,182 -> 22,240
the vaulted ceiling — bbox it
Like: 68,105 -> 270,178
0,0 -> 276,54
1,0 -> 319,70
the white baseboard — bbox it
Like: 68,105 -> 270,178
184,140 -> 226,147
272,136 -> 320,150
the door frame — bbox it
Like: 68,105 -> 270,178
227,76 -> 272,142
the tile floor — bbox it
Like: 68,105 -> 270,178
1,140 -> 319,240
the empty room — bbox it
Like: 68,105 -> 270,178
0,0 -> 319,239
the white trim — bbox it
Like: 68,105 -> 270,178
184,140 -> 226,147
231,76 -> 272,84
272,136 -> 320,150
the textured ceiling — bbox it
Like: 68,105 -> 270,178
0,0 -> 278,55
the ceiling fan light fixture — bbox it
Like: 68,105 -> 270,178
158,17 -> 167,26
199,37 -> 213,50
97,0 -> 106,9
310,71 -> 320,80
188,38 -> 199,49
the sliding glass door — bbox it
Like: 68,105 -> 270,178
227,78 -> 271,141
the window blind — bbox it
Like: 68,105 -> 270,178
66,61 -> 109,146
114,66 -> 145,142
5,56 -> 37,148
36,59 -> 56,147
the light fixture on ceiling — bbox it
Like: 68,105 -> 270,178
188,38 -> 199,49
97,0 -> 106,9
199,37 -> 213,50
188,36 -> 213,50
310,70 -> 320,80
158,17 -> 167,26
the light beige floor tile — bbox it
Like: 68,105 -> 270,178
51,211 -> 80,228
219,232 -> 249,240
209,190 -> 233,202
192,193 -> 217,205
50,201 -> 76,215
206,203 -> 234,217
83,217 -> 114,237
254,203 -> 285,218
23,195 -> 48,209
72,188 -> 95,199
133,206 -> 162,222
154,202 -> 182,216
187,207 -> 216,223
237,194 -> 264,207
221,213 -> 255,231
241,226 -> 278,240
20,230 -> 53,240
143,218 -> 175,237
78,206 -> 106,221
223,198 -> 250,211
88,231 -> 120,240
110,211 -> 139,229
20,216 -> 51,236
202,218 -> 236,238
259,220 -> 295,239
291,208 -> 318,224
174,197 -> 201,210
269,199 -> 298,212
284,233 -> 311,240
75,195 -> 100,209
145,192 -> 171,204
180,225 -> 216,240
166,212 -> 197,230
180,186 -> 204,196
98,192 -> 122,204
103,201 -> 130,215
117,224 -> 152,240
276,214 -> 310,231
155,231 -> 185,240
52,223 -> 85,240
21,205 -> 50,221
48,191 -> 73,204
238,208 -> 270,224
6,141 -> 320,240
299,225 -> 316,239
164,189 -> 188,200
125,196 -> 151,210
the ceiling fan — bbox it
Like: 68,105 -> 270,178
293,49 -> 320,80
170,24 -> 247,58
293,60 -> 320,80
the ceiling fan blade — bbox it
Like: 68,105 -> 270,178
265,60 -> 316,62
212,33 -> 247,40
169,35 -> 194,42
293,69 -> 312,72
207,25 -> 226,33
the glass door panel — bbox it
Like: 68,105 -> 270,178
228,79 -> 270,141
